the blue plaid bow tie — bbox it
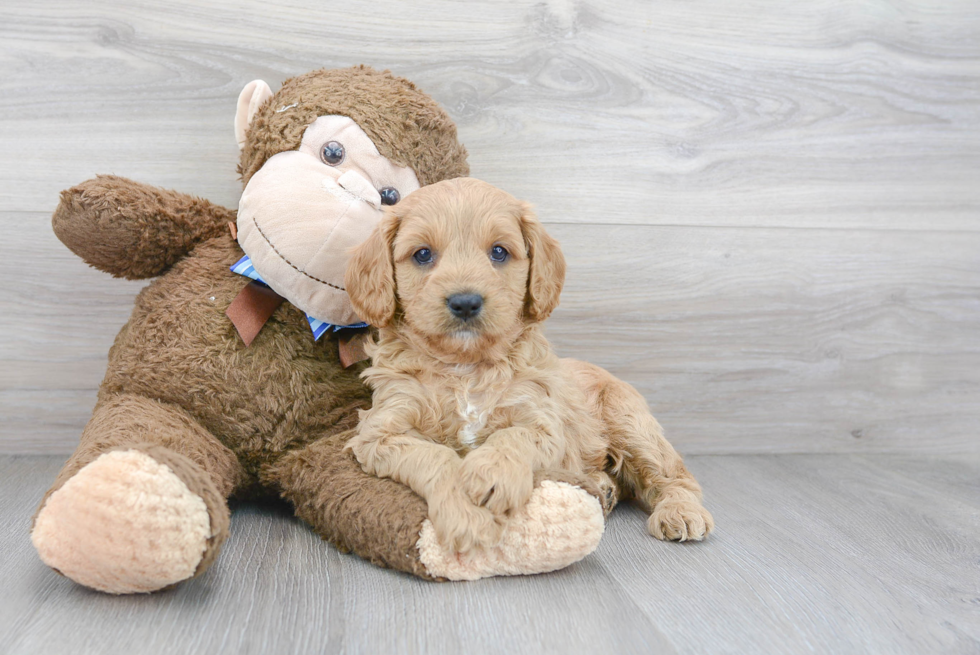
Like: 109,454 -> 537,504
230,255 -> 367,341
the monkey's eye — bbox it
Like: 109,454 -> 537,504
320,141 -> 345,166
413,247 -> 433,265
379,187 -> 401,206
490,245 -> 509,263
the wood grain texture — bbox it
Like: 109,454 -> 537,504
4,213 -> 978,454
2,1 -> 978,228
1,0 -> 979,454
3,454 -> 978,654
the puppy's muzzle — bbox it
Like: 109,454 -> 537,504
446,293 -> 483,321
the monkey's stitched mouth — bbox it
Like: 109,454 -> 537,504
250,214 -> 345,291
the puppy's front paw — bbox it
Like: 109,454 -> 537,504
457,448 -> 533,516
429,491 -> 504,553
418,480 -> 606,581
649,498 -> 714,542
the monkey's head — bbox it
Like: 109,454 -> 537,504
233,66 -> 469,326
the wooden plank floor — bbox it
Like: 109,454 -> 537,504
3,454 -> 978,655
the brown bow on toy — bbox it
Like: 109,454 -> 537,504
225,282 -> 370,367
226,281 -> 284,347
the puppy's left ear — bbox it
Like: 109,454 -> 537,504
519,203 -> 566,322
345,209 -> 400,327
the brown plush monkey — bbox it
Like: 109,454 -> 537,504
30,66 -> 611,593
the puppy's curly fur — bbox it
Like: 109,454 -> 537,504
345,178 -> 713,552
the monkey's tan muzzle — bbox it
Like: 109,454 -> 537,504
237,151 -> 382,326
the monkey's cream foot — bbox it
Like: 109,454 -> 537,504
32,449 -> 216,594
417,480 -> 604,581
648,495 -> 714,542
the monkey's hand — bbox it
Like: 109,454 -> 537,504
52,175 -> 234,279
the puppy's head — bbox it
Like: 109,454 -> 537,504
345,177 -> 565,362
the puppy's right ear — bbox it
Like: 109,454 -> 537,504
346,209 -> 400,327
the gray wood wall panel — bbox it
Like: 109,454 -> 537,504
5,214 -> 979,454
1,0 -> 978,454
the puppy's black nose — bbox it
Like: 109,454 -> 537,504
447,293 -> 483,320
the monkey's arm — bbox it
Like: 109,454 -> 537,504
52,175 -> 235,279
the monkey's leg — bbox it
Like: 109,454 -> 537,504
31,394 -> 244,594
266,431 -> 607,581
595,371 -> 714,542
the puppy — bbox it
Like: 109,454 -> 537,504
344,177 -> 713,552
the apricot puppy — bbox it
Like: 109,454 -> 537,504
345,177 -> 713,552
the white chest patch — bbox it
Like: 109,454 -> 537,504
457,393 -> 487,448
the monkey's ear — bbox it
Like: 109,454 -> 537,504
519,203 -> 566,322
345,209 -> 401,328
235,80 -> 274,150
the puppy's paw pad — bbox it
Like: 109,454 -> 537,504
649,501 -> 714,542
32,450 -> 211,594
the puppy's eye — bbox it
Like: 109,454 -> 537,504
379,187 -> 400,206
320,141 -> 345,166
490,245 -> 509,263
413,248 -> 433,265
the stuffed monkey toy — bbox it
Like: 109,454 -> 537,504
30,66 -> 612,593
